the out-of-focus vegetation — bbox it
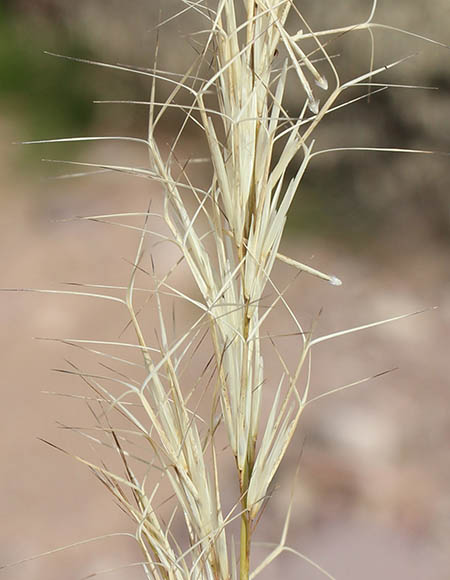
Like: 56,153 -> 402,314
0,4 -> 96,165
0,1 -> 157,168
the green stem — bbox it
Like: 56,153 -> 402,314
240,511 -> 250,580
239,459 -> 251,580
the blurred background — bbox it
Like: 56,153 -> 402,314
1,1 -> 449,579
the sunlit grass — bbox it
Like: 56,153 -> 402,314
3,1 -> 447,579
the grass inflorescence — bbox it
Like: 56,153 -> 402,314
4,1 -> 448,579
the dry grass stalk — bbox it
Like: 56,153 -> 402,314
4,1 -> 447,579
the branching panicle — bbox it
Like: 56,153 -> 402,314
5,1 -> 446,579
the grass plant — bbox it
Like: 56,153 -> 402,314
3,1 -> 448,579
